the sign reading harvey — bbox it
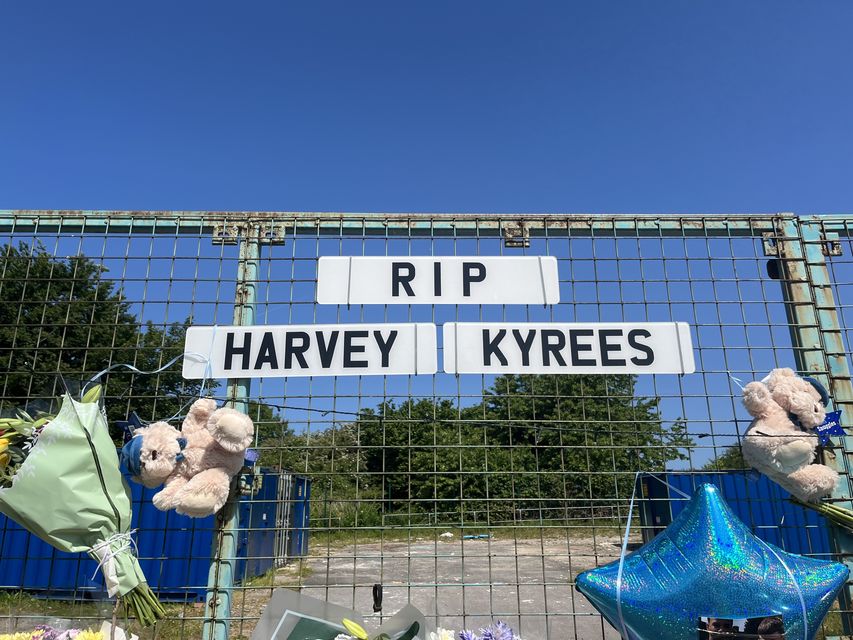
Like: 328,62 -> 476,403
442,322 -> 695,375
316,256 -> 560,305
183,323 -> 437,378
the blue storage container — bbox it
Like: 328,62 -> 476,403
638,471 -> 831,557
288,475 -> 311,558
0,470 -> 310,601
235,471 -> 281,580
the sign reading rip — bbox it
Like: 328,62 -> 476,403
183,323 -> 437,378
316,256 -> 560,305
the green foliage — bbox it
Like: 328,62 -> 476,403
262,373 -> 693,527
1,242 -> 693,527
703,444 -> 748,471
0,243 -> 208,427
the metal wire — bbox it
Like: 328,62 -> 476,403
0,212 -> 850,639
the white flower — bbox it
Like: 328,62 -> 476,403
428,629 -> 456,640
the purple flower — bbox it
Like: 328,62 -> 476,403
33,625 -> 61,640
457,621 -> 520,640
491,621 -> 515,640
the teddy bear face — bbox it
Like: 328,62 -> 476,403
767,374 -> 826,429
121,422 -> 186,489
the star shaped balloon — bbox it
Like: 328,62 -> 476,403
576,484 -> 848,640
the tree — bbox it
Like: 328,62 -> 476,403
702,445 -> 748,471
479,374 -> 691,508
343,373 -> 693,524
0,242 -> 207,428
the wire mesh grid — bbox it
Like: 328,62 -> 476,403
0,212 -> 850,639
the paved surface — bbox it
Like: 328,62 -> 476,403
297,535 -> 623,640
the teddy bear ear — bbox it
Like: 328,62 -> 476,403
742,381 -> 776,416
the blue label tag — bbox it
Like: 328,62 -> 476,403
816,409 -> 845,445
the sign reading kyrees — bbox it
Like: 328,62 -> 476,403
443,322 -> 695,375
183,323 -> 437,378
317,256 -> 560,305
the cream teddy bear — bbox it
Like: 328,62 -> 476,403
122,398 -> 254,517
741,368 -> 837,502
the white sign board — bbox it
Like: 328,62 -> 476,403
442,322 -> 695,375
183,323 -> 437,378
316,256 -> 560,305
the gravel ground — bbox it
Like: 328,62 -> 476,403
233,534 -> 625,640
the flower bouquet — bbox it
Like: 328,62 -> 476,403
334,620 -> 523,640
0,625 -> 103,640
0,387 -> 165,626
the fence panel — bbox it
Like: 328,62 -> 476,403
0,212 -> 850,639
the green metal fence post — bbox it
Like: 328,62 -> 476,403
202,222 -> 260,640
773,216 -> 853,634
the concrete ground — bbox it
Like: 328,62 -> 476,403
291,535 -> 623,640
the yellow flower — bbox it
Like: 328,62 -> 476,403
74,631 -> 103,640
0,438 -> 9,453
342,619 -> 369,640
0,453 -> 9,468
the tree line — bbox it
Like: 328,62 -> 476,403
1,243 -> 703,527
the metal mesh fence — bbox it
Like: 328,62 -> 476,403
0,212 -> 850,639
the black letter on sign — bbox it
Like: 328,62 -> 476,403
254,332 -> 279,369
344,330 -> 369,368
599,329 -> 626,366
628,329 -> 655,366
462,262 -> 486,297
512,329 -> 537,366
483,329 -> 508,366
224,332 -> 252,371
541,329 -> 567,366
434,262 -> 442,296
569,329 -> 596,366
284,332 -> 310,369
373,330 -> 398,367
316,331 -> 338,368
392,262 -> 416,297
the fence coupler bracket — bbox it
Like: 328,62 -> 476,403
212,222 -> 286,245
503,221 -> 530,248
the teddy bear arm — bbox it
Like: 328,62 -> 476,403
152,475 -> 188,512
172,467 -> 232,518
744,422 -> 814,474
774,438 -> 816,469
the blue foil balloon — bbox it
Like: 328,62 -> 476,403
576,484 -> 848,640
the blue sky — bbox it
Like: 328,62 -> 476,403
2,1 -> 853,214
2,3 -> 852,469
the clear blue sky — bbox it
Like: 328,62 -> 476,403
2,1 -> 852,214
